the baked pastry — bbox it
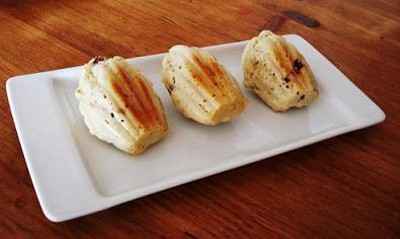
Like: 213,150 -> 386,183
75,56 -> 168,155
241,30 -> 319,111
162,45 -> 247,125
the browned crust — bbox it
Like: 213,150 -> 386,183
192,53 -> 223,89
112,67 -> 163,129
273,39 -> 293,75
271,39 -> 310,91
189,52 -> 233,103
189,54 -> 221,98
112,74 -> 147,126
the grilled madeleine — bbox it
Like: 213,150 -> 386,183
242,30 -> 319,112
162,45 -> 247,125
75,56 -> 168,155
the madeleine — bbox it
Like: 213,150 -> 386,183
75,56 -> 168,155
242,30 -> 318,111
162,45 -> 246,125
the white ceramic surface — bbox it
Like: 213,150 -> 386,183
6,35 -> 385,222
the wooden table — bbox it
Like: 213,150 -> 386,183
1,1 -> 399,238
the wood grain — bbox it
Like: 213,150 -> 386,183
0,0 -> 399,238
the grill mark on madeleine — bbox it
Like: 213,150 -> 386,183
116,68 -> 147,118
193,54 -> 219,87
116,68 -> 156,128
126,73 -> 157,126
273,39 -> 307,90
111,79 -> 147,127
178,70 -> 210,116
273,40 -> 292,76
286,45 -> 307,89
190,55 -> 222,99
191,53 -> 232,103
193,54 -> 225,89
137,78 -> 162,125
121,69 -> 158,127
189,69 -> 219,102
209,60 -> 230,97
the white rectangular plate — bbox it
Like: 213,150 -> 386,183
7,35 -> 385,222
